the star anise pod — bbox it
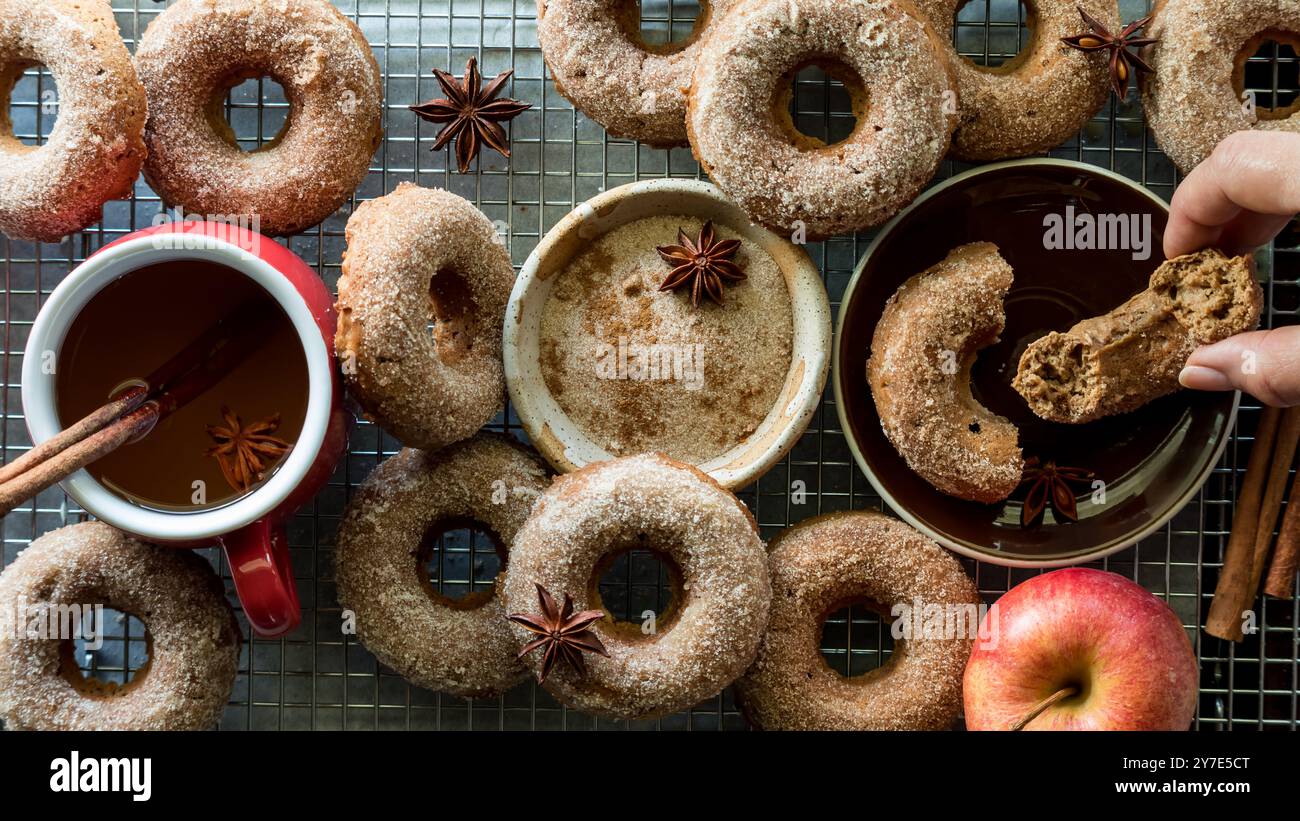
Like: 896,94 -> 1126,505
205,407 -> 292,493
507,583 -> 609,683
409,57 -> 531,173
656,220 -> 746,308
1061,6 -> 1158,100
1018,457 -> 1097,528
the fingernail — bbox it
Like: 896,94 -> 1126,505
1179,365 -> 1234,391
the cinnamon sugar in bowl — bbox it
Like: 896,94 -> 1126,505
505,179 -> 830,490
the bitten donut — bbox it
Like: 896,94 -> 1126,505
1014,249 -> 1263,424
912,0 -> 1119,160
0,522 -> 240,731
0,0 -> 146,242
502,453 -> 770,720
735,512 -> 980,731
335,434 -> 549,697
686,0 -> 958,239
536,0 -> 740,147
868,242 -> 1024,503
1143,0 -> 1300,173
335,184 -> 514,451
134,0 -> 383,236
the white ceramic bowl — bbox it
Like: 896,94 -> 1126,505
504,179 -> 831,490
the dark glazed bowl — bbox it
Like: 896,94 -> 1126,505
833,159 -> 1240,567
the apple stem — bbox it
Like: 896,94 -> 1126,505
1011,686 -> 1079,731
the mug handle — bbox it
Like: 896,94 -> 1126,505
221,519 -> 301,638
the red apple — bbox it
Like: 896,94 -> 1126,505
964,568 -> 1198,730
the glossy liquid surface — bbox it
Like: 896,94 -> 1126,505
56,262 -> 309,511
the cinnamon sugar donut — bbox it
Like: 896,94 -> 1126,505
0,0 -> 146,242
335,184 -> 514,451
134,0 -> 383,236
867,242 -> 1024,503
537,0 -> 740,147
1142,0 -> 1300,173
501,453 -> 770,720
735,511 -> 979,731
335,434 -> 549,697
0,523 -> 240,731
685,0 -> 958,239
912,0 -> 1119,160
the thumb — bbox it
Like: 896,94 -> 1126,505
1179,328 -> 1300,407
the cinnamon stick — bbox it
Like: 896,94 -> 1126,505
1246,406 -> 1300,592
0,298 -> 280,517
1264,470 -> 1300,600
0,385 -> 147,486
1206,405 -> 1282,641
0,403 -> 159,516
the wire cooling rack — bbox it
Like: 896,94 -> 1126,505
1,0 -> 1297,731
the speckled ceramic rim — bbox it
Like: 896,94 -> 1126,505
832,158 -> 1241,569
505,178 -> 832,490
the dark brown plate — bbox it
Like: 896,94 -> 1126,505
833,160 -> 1239,567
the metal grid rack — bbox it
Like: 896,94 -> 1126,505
1,0 -> 1297,730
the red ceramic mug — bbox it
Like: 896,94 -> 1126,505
21,221 -> 349,637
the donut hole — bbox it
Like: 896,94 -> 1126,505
0,61 -> 59,148
625,0 -> 708,55
57,607 -> 152,698
1235,33 -> 1300,121
953,0 -> 1034,71
819,598 -> 897,679
206,73 -> 291,152
415,518 -> 507,610
590,544 -> 682,639
774,60 -> 868,150
429,267 -> 478,363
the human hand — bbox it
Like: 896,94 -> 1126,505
1169,131 -> 1300,406
1164,130 -> 1300,260
1180,328 -> 1300,407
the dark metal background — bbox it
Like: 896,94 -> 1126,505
0,0 -> 1295,730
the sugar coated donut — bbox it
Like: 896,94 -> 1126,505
1143,0 -> 1300,172
502,453 -> 770,720
0,522 -> 240,731
336,183 -> 514,451
134,0 -> 383,236
735,511 -> 979,731
868,242 -> 1023,503
0,0 -> 146,242
336,434 -> 549,697
686,0 -> 958,239
536,0 -> 740,147
912,0 -> 1119,160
